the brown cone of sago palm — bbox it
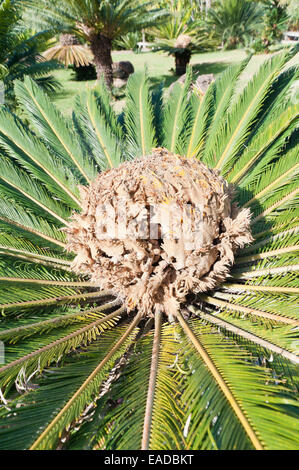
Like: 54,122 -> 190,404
67,149 -> 253,318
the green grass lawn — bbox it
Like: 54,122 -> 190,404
51,49 -> 290,116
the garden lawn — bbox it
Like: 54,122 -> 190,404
51,49 -> 288,116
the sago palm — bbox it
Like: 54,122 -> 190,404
152,0 -> 217,75
151,0 -> 200,40
22,0 -> 169,87
207,0 -> 264,49
0,47 -> 298,450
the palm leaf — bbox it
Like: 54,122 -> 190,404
74,86 -> 123,170
203,56 -> 252,165
162,67 -> 192,153
124,70 -> 157,158
204,47 -> 298,171
0,319 -> 138,450
0,106 -> 81,209
182,83 -> 215,159
14,77 -> 97,184
0,157 -> 71,225
177,317 -> 299,450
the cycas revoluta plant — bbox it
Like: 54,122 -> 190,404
259,0 -> 288,51
151,0 -> 201,40
0,47 -> 298,450
113,32 -> 141,52
21,0 -> 169,87
154,33 -> 218,76
207,0 -> 264,49
152,0 -> 217,75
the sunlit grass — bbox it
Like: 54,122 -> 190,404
51,49 -> 280,115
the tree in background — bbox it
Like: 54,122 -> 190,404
206,0 -> 264,49
260,1 -> 287,51
22,0 -> 169,87
152,0 -> 217,75
280,0 -> 299,30
0,0 -> 60,108
152,0 -> 201,40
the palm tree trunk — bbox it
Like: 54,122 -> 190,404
89,33 -> 113,88
174,49 -> 192,76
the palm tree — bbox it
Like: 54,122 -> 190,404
152,0 -> 217,75
152,0 -> 201,39
207,0 -> 264,49
22,0 -> 169,87
0,0 -> 60,107
153,33 -> 218,76
279,0 -> 299,30
0,47 -> 298,450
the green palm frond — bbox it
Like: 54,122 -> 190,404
0,319 -> 138,450
14,77 -> 97,184
0,197 -> 67,249
205,0 -> 264,50
203,48 -> 298,170
74,85 -> 123,170
124,71 -> 157,158
177,317 -> 298,450
0,0 -> 61,107
181,81 -> 215,159
203,55 -> 252,160
162,67 -> 192,153
0,157 -> 71,225
0,106 -> 81,208
0,48 -> 298,450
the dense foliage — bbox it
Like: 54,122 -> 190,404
280,0 -> 299,30
0,0 -> 60,108
206,0 -> 264,49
